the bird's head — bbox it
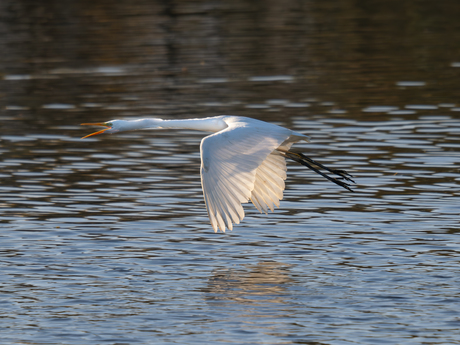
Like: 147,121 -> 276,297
81,118 -> 164,139
81,120 -> 122,139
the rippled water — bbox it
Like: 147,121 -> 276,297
2,1 -> 460,344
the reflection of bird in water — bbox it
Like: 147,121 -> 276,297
203,262 -> 295,306
82,116 -> 354,232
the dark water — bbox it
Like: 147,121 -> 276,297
1,1 -> 460,344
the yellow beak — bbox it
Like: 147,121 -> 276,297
81,123 -> 111,139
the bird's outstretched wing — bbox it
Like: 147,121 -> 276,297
200,120 -> 293,232
250,151 -> 287,214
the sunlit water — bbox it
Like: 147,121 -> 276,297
2,1 -> 460,344
2,111 -> 460,344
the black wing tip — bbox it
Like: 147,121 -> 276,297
282,150 -> 356,192
336,179 -> 355,192
329,170 -> 356,191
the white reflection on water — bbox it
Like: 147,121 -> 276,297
1,113 -> 460,344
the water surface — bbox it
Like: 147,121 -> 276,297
1,1 -> 460,344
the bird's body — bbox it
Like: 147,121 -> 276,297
82,116 -> 354,232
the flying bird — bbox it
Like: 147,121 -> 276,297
82,116 -> 354,232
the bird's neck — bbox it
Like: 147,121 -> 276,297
136,117 -> 228,132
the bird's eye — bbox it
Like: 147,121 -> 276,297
105,122 -> 113,127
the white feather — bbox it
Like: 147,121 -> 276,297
200,116 -> 308,232
83,115 -> 310,232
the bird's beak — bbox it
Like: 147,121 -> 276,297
81,123 -> 111,139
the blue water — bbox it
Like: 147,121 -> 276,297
2,1 -> 460,344
2,113 -> 460,344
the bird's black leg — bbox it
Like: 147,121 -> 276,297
279,149 -> 355,192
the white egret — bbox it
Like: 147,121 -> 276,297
82,116 -> 354,232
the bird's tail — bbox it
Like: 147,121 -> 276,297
280,149 -> 355,192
